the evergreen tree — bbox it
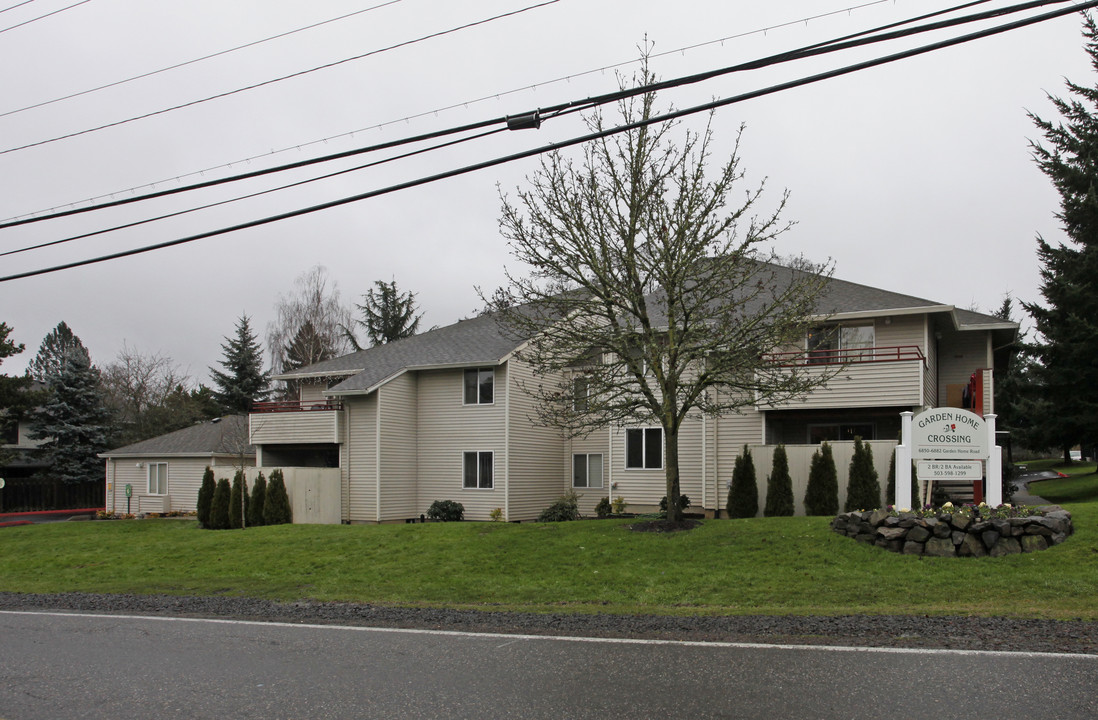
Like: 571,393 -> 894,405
804,442 -> 839,516
29,347 -> 111,484
27,321 -> 88,383
209,315 -> 270,413
209,477 -> 232,530
0,323 -> 36,461
229,470 -> 248,529
844,437 -> 881,511
247,471 -> 267,527
196,467 -> 215,528
763,445 -> 794,517
344,279 -> 423,349
726,446 -> 758,519
263,468 -> 292,525
1023,16 -> 1098,460
283,320 -> 338,371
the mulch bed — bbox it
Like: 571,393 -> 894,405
628,519 -> 702,533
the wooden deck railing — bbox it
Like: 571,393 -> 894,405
250,399 -> 343,413
764,345 -> 926,367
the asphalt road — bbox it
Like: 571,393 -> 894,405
2,611 -> 1095,719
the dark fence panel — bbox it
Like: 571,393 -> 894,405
0,476 -> 104,513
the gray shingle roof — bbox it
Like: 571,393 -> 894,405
100,416 -> 255,457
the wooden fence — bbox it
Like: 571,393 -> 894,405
0,476 -> 104,513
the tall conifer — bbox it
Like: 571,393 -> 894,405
210,315 -> 270,413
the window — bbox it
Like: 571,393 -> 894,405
572,375 -> 589,412
572,454 -> 604,488
463,451 -> 494,489
625,428 -> 662,469
807,325 -> 874,363
147,462 -> 167,495
464,368 -> 494,405
1,420 -> 17,445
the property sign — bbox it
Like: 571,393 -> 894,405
917,460 -> 982,480
912,408 -> 988,460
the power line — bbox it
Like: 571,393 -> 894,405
0,0 -> 406,120
0,0 -> 87,35
8,0 -> 920,219
0,1 -> 40,15
0,0 -> 1016,229
4,0 -> 1091,283
0,0 -> 561,157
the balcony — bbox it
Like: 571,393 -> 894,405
249,400 -> 344,445
761,345 -> 927,410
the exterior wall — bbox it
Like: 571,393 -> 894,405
764,361 -> 923,411
246,467 -> 341,524
105,455 -> 253,514
923,325 -> 938,409
936,330 -> 990,410
378,372 -> 419,521
342,394 -> 378,522
609,417 -> 704,513
565,428 -> 611,517
416,366 -> 507,521
715,408 -> 765,509
250,410 -> 341,445
299,381 -> 328,403
506,359 -> 569,521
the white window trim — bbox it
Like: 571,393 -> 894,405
147,462 -> 168,495
463,368 -> 495,406
624,427 -> 663,470
462,451 -> 494,490
572,453 -> 604,489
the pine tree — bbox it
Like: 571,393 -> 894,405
27,321 -> 88,383
196,467 -> 215,527
283,320 -> 338,371
1023,16 -> 1098,460
209,477 -> 231,530
763,445 -> 794,517
344,279 -> 423,349
29,347 -> 111,484
0,323 -> 36,461
726,445 -> 758,519
804,442 -> 838,516
247,471 -> 267,527
209,315 -> 270,413
229,470 -> 248,529
263,468 -> 292,525
844,437 -> 881,511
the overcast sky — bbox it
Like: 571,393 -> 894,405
0,0 -> 1091,382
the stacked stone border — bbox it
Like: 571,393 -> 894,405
831,506 -> 1074,557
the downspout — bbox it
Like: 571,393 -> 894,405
504,362 -> 510,522
376,390 -> 382,524
342,402 -> 351,524
701,404 -> 707,516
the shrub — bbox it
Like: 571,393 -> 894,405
248,471 -> 267,527
727,445 -> 758,518
426,499 -> 464,522
196,467 -> 215,528
612,496 -> 628,514
658,494 -> 691,513
763,445 -> 794,517
538,490 -> 580,522
489,507 -> 503,522
263,469 -> 292,525
229,470 -> 249,529
844,437 -> 881,511
209,478 -> 231,530
594,496 -> 613,518
804,441 -> 839,516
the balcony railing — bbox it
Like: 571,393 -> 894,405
251,399 -> 343,413
764,345 -> 926,367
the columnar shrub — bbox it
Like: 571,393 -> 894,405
763,445 -> 794,517
263,469 -> 292,525
844,437 -> 881,511
727,445 -> 758,519
196,467 -> 215,528
229,470 -> 249,529
804,441 -> 839,516
209,477 -> 232,530
538,490 -> 581,522
426,499 -> 464,522
247,471 -> 267,527
595,497 -> 613,519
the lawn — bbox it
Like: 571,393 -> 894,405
1028,460 -> 1098,504
2,503 -> 1096,620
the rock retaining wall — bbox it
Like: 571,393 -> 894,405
831,506 -> 1074,557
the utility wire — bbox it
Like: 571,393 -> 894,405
0,0 -> 406,119
0,1 -> 40,15
0,0 -> 561,157
0,0 -> 87,35
4,0 -> 1092,283
0,0 -> 1060,231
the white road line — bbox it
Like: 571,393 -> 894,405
3,609 -> 1096,660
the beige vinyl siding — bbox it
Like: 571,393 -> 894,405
105,456 -> 249,514
506,359 -> 568,521
873,314 -> 924,349
299,381 -> 328,403
343,394 -> 377,522
714,407 -> 765,510
565,427 -> 611,516
250,411 -> 341,445
378,372 -> 418,521
936,330 -> 990,409
610,417 -> 704,511
924,325 -> 939,408
765,361 -> 923,410
416,367 -> 506,521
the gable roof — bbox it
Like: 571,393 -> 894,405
99,416 -> 255,458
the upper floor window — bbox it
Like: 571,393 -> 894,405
464,368 -> 494,405
572,375 -> 589,412
625,427 -> 663,469
807,324 -> 874,363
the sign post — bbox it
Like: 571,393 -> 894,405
898,407 -> 1000,508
